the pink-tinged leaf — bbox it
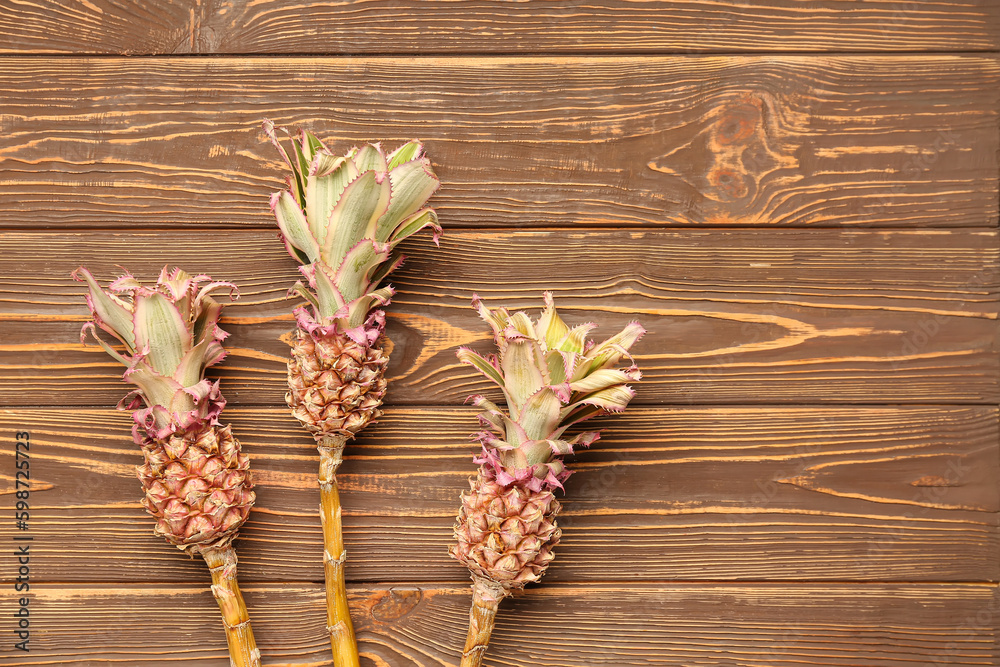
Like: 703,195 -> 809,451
518,387 -> 563,440
556,321 -> 597,355
348,286 -> 394,328
457,347 -> 505,388
367,251 -> 406,288
287,281 -> 320,311
544,349 -> 568,384
122,362 -> 185,412
312,262 -> 347,319
499,337 -> 545,417
534,291 -> 569,349
352,143 -> 387,176
385,208 -> 441,248
323,171 -> 392,269
109,271 -> 142,293
193,280 -> 239,308
333,239 -> 393,303
271,191 -> 319,263
376,158 -> 440,242
306,152 -> 354,247
567,431 -> 600,448
296,129 -> 318,163
262,119 -> 294,170
174,334 -> 226,387
72,266 -> 136,351
569,368 -> 639,396
133,293 -> 189,377
506,311 -> 535,338
80,322 -> 130,367
577,321 -> 647,378
386,140 -> 423,170
471,294 -> 509,344
262,119 -> 305,205
469,394 -> 526,445
537,439 -> 575,456
559,385 -> 637,425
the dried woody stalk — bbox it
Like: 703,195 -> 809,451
263,119 -> 441,664
74,267 -> 258,667
451,293 -> 644,666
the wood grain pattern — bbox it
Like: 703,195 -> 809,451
6,582 -> 997,666
1,56 -> 997,229
1,405 -> 996,584
0,229 -> 995,405
0,1 -> 997,54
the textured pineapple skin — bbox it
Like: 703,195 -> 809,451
450,471 -> 562,589
286,327 -> 389,438
136,423 -> 255,554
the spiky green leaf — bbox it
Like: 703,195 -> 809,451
133,293 -> 189,377
305,154 -> 352,247
352,144 -> 387,175
387,140 -> 422,169
74,267 -> 136,351
323,171 -> 392,268
273,191 -> 319,263
518,388 -> 563,440
334,240 -> 392,303
376,160 -> 440,242
500,338 -> 545,416
457,348 -> 505,388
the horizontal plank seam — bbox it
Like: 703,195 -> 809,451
4,223 -> 1000,233
0,575 -> 998,595
0,50 -> 997,58
2,402 -> 999,410
5,579 -> 999,586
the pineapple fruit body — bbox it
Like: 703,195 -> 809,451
286,324 -> 389,438
452,471 -> 561,588
137,418 -> 254,554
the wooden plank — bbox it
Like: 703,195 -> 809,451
0,55 -> 997,229
0,229 -> 996,405
0,1 -> 997,54
1,405 -> 995,584
8,582 -> 998,666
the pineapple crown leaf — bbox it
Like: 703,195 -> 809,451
458,293 -> 644,491
263,119 -> 442,336
74,266 -> 239,434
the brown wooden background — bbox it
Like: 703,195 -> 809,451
1,2 -> 998,665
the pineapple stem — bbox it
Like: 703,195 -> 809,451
460,575 -> 509,667
201,545 -> 261,667
318,434 -> 361,667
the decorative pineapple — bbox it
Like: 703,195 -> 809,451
73,266 -> 259,667
263,119 -> 441,665
451,293 -> 644,667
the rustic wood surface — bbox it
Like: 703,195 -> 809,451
1,4 -> 998,666
0,229 -> 997,406
0,56 -> 997,230
0,1 -> 997,54
15,583 -> 1000,666
1,405 -> 997,584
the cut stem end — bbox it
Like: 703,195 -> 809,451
201,545 -> 260,667
460,576 -> 509,667
317,435 -> 360,666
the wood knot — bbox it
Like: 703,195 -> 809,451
369,587 -> 422,622
647,90 -> 794,215
910,475 -> 959,488
713,101 -> 761,146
